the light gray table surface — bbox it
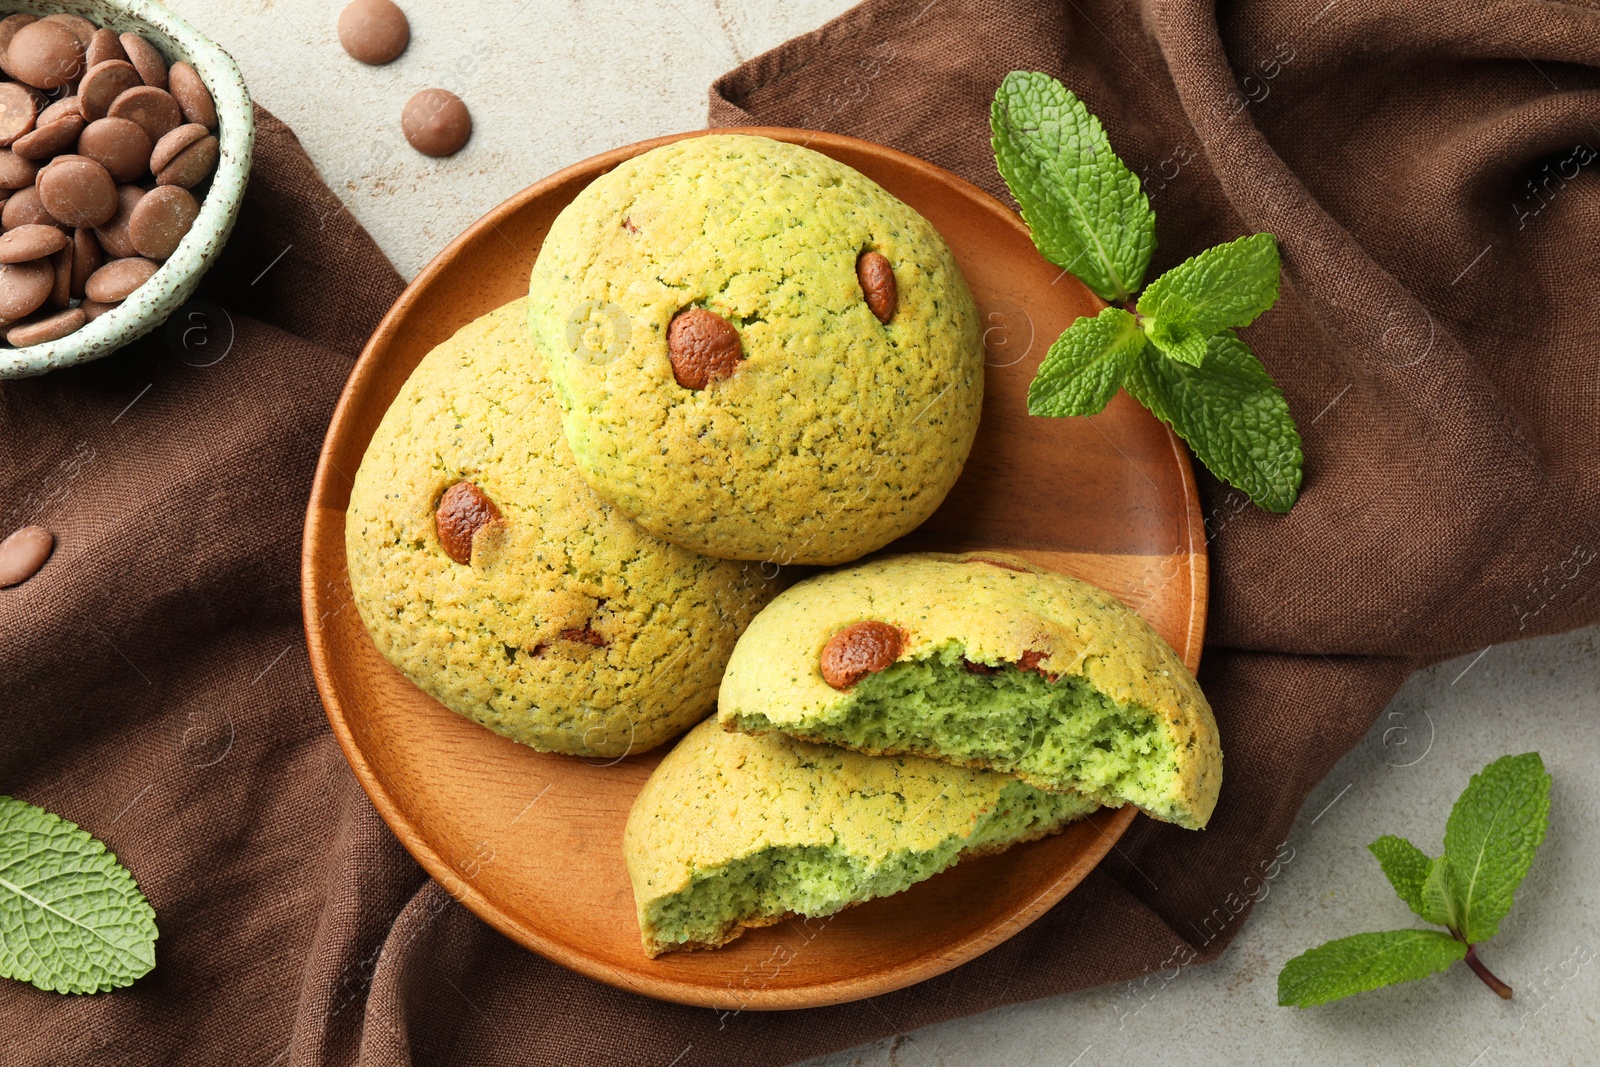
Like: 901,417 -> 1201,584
164,3 -> 1599,1063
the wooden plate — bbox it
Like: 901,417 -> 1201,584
302,128 -> 1206,1010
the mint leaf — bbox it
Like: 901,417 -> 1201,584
1137,234 -> 1281,365
1421,855 -> 1460,931
1368,835 -> 1435,921
1124,332 -> 1304,512
1442,752 -> 1551,943
0,796 -> 158,994
1278,929 -> 1466,1008
1027,306 -> 1145,417
990,71 -> 1155,302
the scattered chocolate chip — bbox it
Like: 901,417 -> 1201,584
820,621 -> 905,690
401,88 -> 471,157
0,223 -> 68,263
857,250 -> 897,324
666,307 -> 741,389
0,525 -> 53,587
166,65 -> 215,131
7,305 -> 84,346
0,82 -> 36,147
435,480 -> 501,564
83,255 -> 157,302
1017,650 -> 1050,676
5,20 -> 84,91
338,0 -> 410,66
118,33 -> 166,90
962,658 -> 1000,675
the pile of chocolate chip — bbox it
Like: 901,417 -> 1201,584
0,13 -> 218,348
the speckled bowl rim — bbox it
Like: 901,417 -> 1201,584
0,0 -> 253,379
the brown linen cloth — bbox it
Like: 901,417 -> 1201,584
3,0 -> 1599,1058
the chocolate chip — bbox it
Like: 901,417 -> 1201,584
0,83 -> 36,147
47,244 -> 69,308
338,0 -> 410,66
128,185 -> 197,260
153,133 -> 217,188
118,33 -> 166,90
401,88 -> 470,157
79,297 -> 116,321
43,14 -> 97,50
37,96 -> 81,127
0,525 -> 53,587
1017,649 -> 1051,677
11,111 -> 85,161
92,184 -> 143,258
5,20 -> 84,91
559,626 -> 608,647
83,255 -> 157,302
666,307 -> 741,389
78,60 -> 142,121
0,149 -> 38,190
857,250 -> 897,324
0,16 -> 37,82
70,228 -> 102,298
106,85 -> 181,141
1,186 -> 53,229
0,258 -> 53,319
7,305 -> 84,346
77,117 -> 152,183
149,122 -> 207,174
37,157 -> 117,227
0,223 -> 68,263
435,481 -> 501,565
167,63 -> 215,130
84,28 -> 127,70
961,658 -> 1000,675
820,621 -> 905,690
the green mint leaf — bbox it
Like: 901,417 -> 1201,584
1367,835 -> 1436,921
1278,929 -> 1466,1008
1137,234 -> 1281,364
0,796 -> 157,994
1421,855 -> 1460,931
1027,306 -> 1146,417
1124,331 -> 1304,512
1443,752 -> 1552,943
990,71 -> 1155,302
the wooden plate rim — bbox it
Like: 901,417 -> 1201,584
301,127 -> 1208,1009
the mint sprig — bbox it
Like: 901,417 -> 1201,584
1278,753 -> 1551,1007
991,71 -> 1304,513
0,795 -> 158,994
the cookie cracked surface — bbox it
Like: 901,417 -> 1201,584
529,134 -> 984,565
346,298 -> 776,757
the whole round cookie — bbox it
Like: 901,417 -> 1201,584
346,298 -> 777,757
528,134 -> 984,565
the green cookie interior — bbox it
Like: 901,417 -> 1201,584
727,641 -> 1190,826
641,777 -> 1092,955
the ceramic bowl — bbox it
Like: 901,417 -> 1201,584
0,0 -> 253,378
